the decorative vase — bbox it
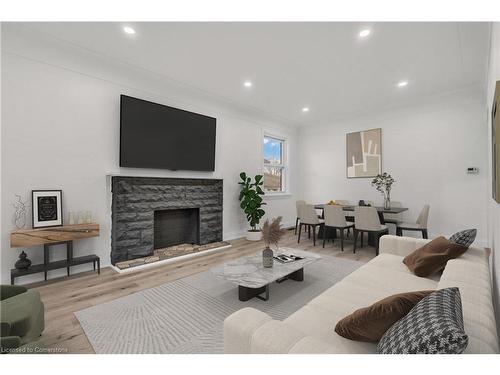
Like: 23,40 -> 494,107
262,247 -> 274,268
15,251 -> 31,270
14,213 -> 27,229
384,195 -> 391,209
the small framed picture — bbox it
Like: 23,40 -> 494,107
32,190 -> 63,228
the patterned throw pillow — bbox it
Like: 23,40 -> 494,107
449,229 -> 477,248
378,287 -> 468,354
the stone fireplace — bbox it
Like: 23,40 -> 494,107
111,176 -> 223,265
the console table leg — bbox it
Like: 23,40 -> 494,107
43,244 -> 49,281
66,241 -> 74,276
97,258 -> 100,274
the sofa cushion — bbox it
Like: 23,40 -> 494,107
449,229 -> 477,248
334,290 -> 433,342
378,287 -> 468,354
403,236 -> 468,277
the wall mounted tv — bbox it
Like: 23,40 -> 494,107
120,95 -> 216,171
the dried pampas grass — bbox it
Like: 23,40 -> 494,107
262,216 -> 288,248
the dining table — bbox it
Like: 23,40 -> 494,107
313,204 -> 409,244
314,204 -> 408,223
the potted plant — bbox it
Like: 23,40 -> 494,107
261,216 -> 287,267
371,172 -> 395,209
238,172 -> 266,241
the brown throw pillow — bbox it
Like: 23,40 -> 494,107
403,236 -> 468,277
335,290 -> 433,342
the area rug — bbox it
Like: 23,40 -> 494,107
75,254 -> 361,353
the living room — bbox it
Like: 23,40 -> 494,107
1,0 -> 500,373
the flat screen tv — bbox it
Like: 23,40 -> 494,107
120,95 -> 216,171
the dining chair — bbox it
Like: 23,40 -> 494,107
396,204 -> 430,239
295,200 -> 306,234
353,206 -> 389,255
298,204 -> 324,246
383,201 -> 403,225
323,205 -> 354,251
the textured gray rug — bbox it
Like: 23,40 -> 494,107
75,254 -> 361,354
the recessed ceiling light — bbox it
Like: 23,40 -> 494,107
302,107 -> 310,113
358,29 -> 371,38
397,80 -> 409,88
123,26 -> 136,35
243,81 -> 253,88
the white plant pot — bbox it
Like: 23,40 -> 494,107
246,230 -> 262,241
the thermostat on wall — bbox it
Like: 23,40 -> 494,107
467,167 -> 479,174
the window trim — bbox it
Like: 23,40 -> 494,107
262,132 -> 289,194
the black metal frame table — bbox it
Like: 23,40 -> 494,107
11,240 -> 100,285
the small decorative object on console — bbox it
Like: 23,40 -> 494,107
32,190 -> 63,228
12,194 -> 29,229
14,251 -> 32,270
261,216 -> 287,268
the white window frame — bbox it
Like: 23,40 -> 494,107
262,132 -> 289,195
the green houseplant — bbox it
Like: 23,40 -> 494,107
238,172 -> 266,241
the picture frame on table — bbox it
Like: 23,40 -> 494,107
32,190 -> 63,228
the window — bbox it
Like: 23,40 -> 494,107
263,135 -> 286,193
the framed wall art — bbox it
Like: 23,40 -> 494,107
346,128 -> 382,178
32,190 -> 63,228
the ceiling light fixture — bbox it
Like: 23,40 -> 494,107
302,107 -> 310,113
397,80 -> 409,88
123,26 -> 136,35
358,29 -> 371,38
243,81 -> 253,88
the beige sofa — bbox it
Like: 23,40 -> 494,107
223,235 -> 499,354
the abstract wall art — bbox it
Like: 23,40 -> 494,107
346,128 -> 382,178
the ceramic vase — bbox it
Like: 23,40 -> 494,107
262,247 -> 274,268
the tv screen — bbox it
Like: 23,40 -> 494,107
120,95 -> 216,171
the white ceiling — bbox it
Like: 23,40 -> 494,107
12,22 -> 490,126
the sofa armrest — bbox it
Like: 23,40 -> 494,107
224,307 -> 273,353
1,285 -> 28,301
224,307 -> 337,354
379,235 -> 430,257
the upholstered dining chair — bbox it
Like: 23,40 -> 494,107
396,204 -> 430,239
353,206 -> 389,255
298,204 -> 324,246
295,200 -> 306,234
323,205 -> 354,251
383,201 -> 403,226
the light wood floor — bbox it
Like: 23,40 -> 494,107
27,230 -> 376,353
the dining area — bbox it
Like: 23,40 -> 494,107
294,200 -> 430,255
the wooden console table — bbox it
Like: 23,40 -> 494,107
10,223 -> 100,285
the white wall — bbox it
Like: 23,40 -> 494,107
486,22 -> 500,335
299,89 -> 489,244
0,27 -> 300,285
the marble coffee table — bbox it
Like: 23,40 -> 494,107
211,248 -> 321,301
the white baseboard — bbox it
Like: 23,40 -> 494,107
110,244 -> 232,274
